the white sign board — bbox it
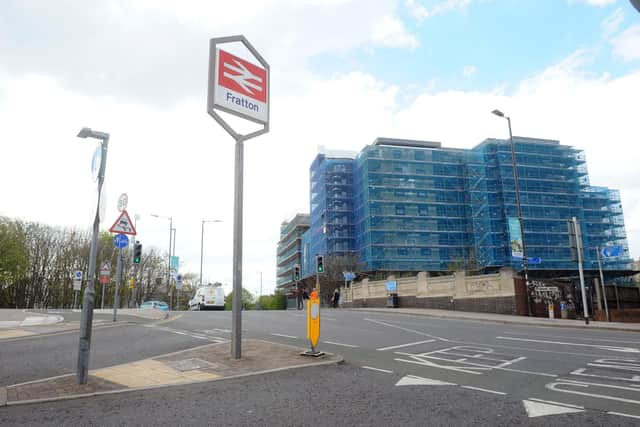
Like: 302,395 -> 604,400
117,193 -> 128,212
73,270 -> 82,291
208,35 -> 270,128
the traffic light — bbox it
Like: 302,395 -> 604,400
316,255 -> 325,274
133,242 -> 142,264
293,264 -> 301,281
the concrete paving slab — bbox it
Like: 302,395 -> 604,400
1,339 -> 342,406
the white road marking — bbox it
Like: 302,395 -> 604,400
522,399 -> 584,418
528,398 -> 583,409
323,317 -> 337,321
365,318 -> 449,341
377,340 -> 437,351
362,366 -> 393,373
323,341 -> 358,348
608,411 -> 640,420
396,375 -> 456,386
502,332 -> 640,346
461,385 -> 506,395
571,367 -> 640,382
270,333 -> 297,339
497,336 -> 640,353
546,380 -> 640,405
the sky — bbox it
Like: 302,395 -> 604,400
1,0 -> 639,296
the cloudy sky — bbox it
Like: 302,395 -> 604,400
1,0 -> 639,295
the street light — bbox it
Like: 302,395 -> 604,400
200,219 -> 222,287
151,213 -> 173,309
492,110 -> 531,316
76,127 -> 109,385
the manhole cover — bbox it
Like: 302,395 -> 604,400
166,358 -> 220,372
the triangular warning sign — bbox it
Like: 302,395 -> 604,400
109,210 -> 137,235
395,375 -> 456,387
522,400 -> 584,418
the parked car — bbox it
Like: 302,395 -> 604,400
189,285 -> 225,310
140,300 -> 169,311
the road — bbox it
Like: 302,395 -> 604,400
2,308 -> 640,425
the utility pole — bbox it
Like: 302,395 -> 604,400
76,127 -> 109,385
569,217 -> 589,324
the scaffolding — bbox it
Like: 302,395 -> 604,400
300,137 -> 631,275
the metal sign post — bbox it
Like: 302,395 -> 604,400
207,35 -> 270,360
569,217 -> 589,325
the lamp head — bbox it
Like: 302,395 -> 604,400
77,127 -> 93,138
491,109 -> 505,118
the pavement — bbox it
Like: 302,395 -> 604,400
350,307 -> 640,332
0,339 -> 340,407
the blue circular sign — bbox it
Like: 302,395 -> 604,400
113,233 -> 129,249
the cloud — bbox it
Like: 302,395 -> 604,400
405,0 -> 473,21
601,8 -> 625,37
611,24 -> 640,62
0,0 -> 416,105
370,15 -> 420,48
570,0 -> 617,6
463,65 -> 477,77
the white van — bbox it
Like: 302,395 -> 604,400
189,285 -> 225,311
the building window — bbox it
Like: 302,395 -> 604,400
421,248 -> 431,256
419,206 -> 428,216
392,150 -> 402,159
398,248 -> 408,256
396,205 -> 405,215
415,151 -> 425,160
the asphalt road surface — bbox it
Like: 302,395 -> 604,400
2,308 -> 640,425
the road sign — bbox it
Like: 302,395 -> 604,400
113,233 -> 129,249
109,210 -> 137,235
307,289 -> 320,349
176,274 -> 183,290
73,270 -> 82,291
170,256 -> 180,270
117,193 -> 128,212
99,262 -> 110,284
91,146 -> 101,182
601,245 -> 623,258
210,48 -> 269,124
100,262 -> 110,275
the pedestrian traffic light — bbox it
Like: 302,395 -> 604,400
293,264 -> 301,281
316,255 -> 324,274
133,242 -> 142,264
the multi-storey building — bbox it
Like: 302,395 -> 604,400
298,136 -> 631,277
276,214 -> 310,290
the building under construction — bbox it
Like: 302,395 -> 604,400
277,136 -> 632,292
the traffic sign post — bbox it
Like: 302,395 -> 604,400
99,262 -> 110,310
302,289 -> 324,357
208,35 -> 270,360
73,271 -> 82,309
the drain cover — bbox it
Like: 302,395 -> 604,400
166,358 -> 220,372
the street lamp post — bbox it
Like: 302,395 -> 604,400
76,127 -> 109,385
200,220 -> 222,287
257,271 -> 263,310
492,110 -> 532,316
151,214 -> 173,310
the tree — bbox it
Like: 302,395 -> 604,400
225,288 -> 256,310
315,253 -> 365,302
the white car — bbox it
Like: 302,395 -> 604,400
189,285 -> 225,311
